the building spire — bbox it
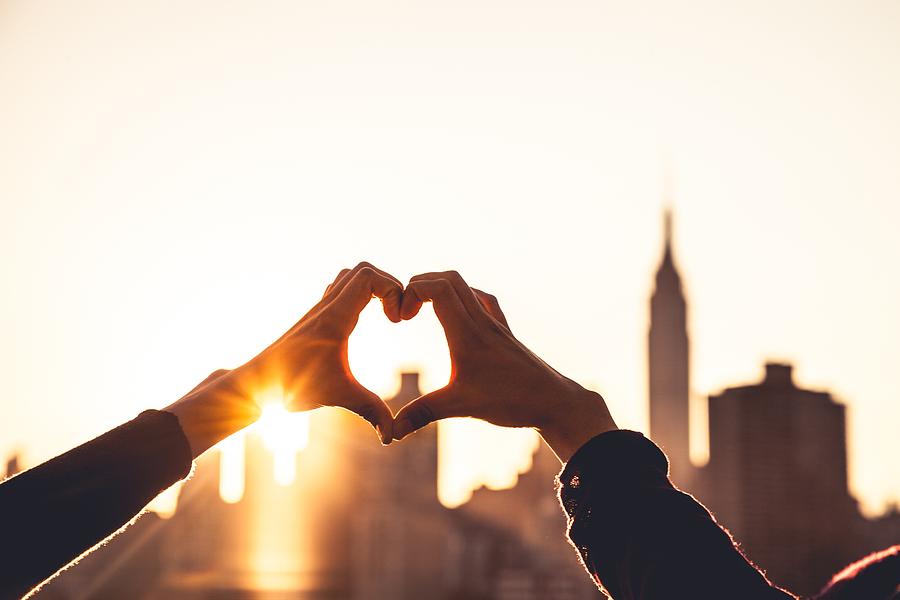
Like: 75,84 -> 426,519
655,207 -> 681,291
664,208 -> 673,250
660,149 -> 675,262
661,207 -> 676,268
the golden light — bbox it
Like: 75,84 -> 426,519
216,388 -> 311,504
218,432 -> 246,504
148,482 -> 182,519
256,403 -> 310,486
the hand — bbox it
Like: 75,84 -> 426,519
167,262 -> 403,457
391,271 -> 617,462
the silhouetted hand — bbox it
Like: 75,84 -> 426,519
391,271 -> 617,462
167,262 -> 402,457
242,262 -> 402,436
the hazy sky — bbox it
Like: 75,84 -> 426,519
1,0 -> 898,514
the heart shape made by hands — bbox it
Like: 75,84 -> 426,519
347,300 -> 451,410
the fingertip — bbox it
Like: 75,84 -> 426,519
382,290 -> 403,323
376,422 -> 393,446
400,290 -> 423,321
393,418 -> 413,440
400,304 -> 421,321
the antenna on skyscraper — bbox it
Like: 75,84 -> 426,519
664,207 -> 673,248
659,147 -> 675,251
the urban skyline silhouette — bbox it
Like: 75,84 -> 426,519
7,211 -> 896,599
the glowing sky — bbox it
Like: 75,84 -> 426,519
1,0 -> 899,514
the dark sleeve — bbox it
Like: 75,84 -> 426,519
0,410 -> 193,598
557,430 -> 797,600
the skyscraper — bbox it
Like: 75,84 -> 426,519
648,210 -> 692,486
704,363 -> 860,595
643,212 -> 898,596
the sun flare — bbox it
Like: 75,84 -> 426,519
254,397 -> 310,487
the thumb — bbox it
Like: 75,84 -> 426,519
393,388 -> 458,440
340,384 -> 395,446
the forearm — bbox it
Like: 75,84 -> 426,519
558,431 -> 796,600
164,371 -> 261,459
536,382 -> 618,463
0,410 -> 193,598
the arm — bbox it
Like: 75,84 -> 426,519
0,410 -> 193,599
391,271 -> 795,599
558,430 -> 796,599
1,262 -> 402,598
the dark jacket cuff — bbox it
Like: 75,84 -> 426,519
556,430 -> 670,518
137,409 -> 194,484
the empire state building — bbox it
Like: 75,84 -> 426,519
648,210 -> 692,486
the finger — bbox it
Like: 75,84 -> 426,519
326,262 -> 402,305
339,384 -> 395,445
288,267 -> 353,336
331,265 -> 404,323
267,263 -> 401,356
401,279 -> 472,345
472,288 -> 511,331
392,388 -> 460,440
323,268 -> 351,298
312,262 -> 399,323
409,271 -> 489,326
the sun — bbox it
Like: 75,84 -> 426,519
215,388 -> 311,504
254,395 -> 311,486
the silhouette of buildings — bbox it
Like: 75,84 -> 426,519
648,210 -> 900,596
703,362 -> 861,593
39,372 -> 599,599
459,440 -> 598,599
14,210 -> 900,598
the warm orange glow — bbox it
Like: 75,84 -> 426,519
219,433 -> 246,504
256,403 -> 310,486
148,482 -> 182,519
4,2 -> 900,516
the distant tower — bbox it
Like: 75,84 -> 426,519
5,455 -> 20,478
385,372 -> 439,500
648,210 -> 692,485
704,363 -> 858,595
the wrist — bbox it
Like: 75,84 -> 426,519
537,382 -> 617,463
165,374 -> 261,459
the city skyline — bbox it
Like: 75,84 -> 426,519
2,0 -> 899,517
21,217 -> 896,597
647,216 -> 899,596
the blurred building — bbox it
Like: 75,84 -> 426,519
21,210 -> 900,599
647,210 -> 692,487
457,437 -> 599,599
703,362 -> 861,593
648,211 -> 900,597
39,372 -> 598,600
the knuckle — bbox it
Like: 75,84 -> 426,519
441,270 -> 463,283
355,261 -> 375,271
410,403 -> 436,429
435,279 -> 454,294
